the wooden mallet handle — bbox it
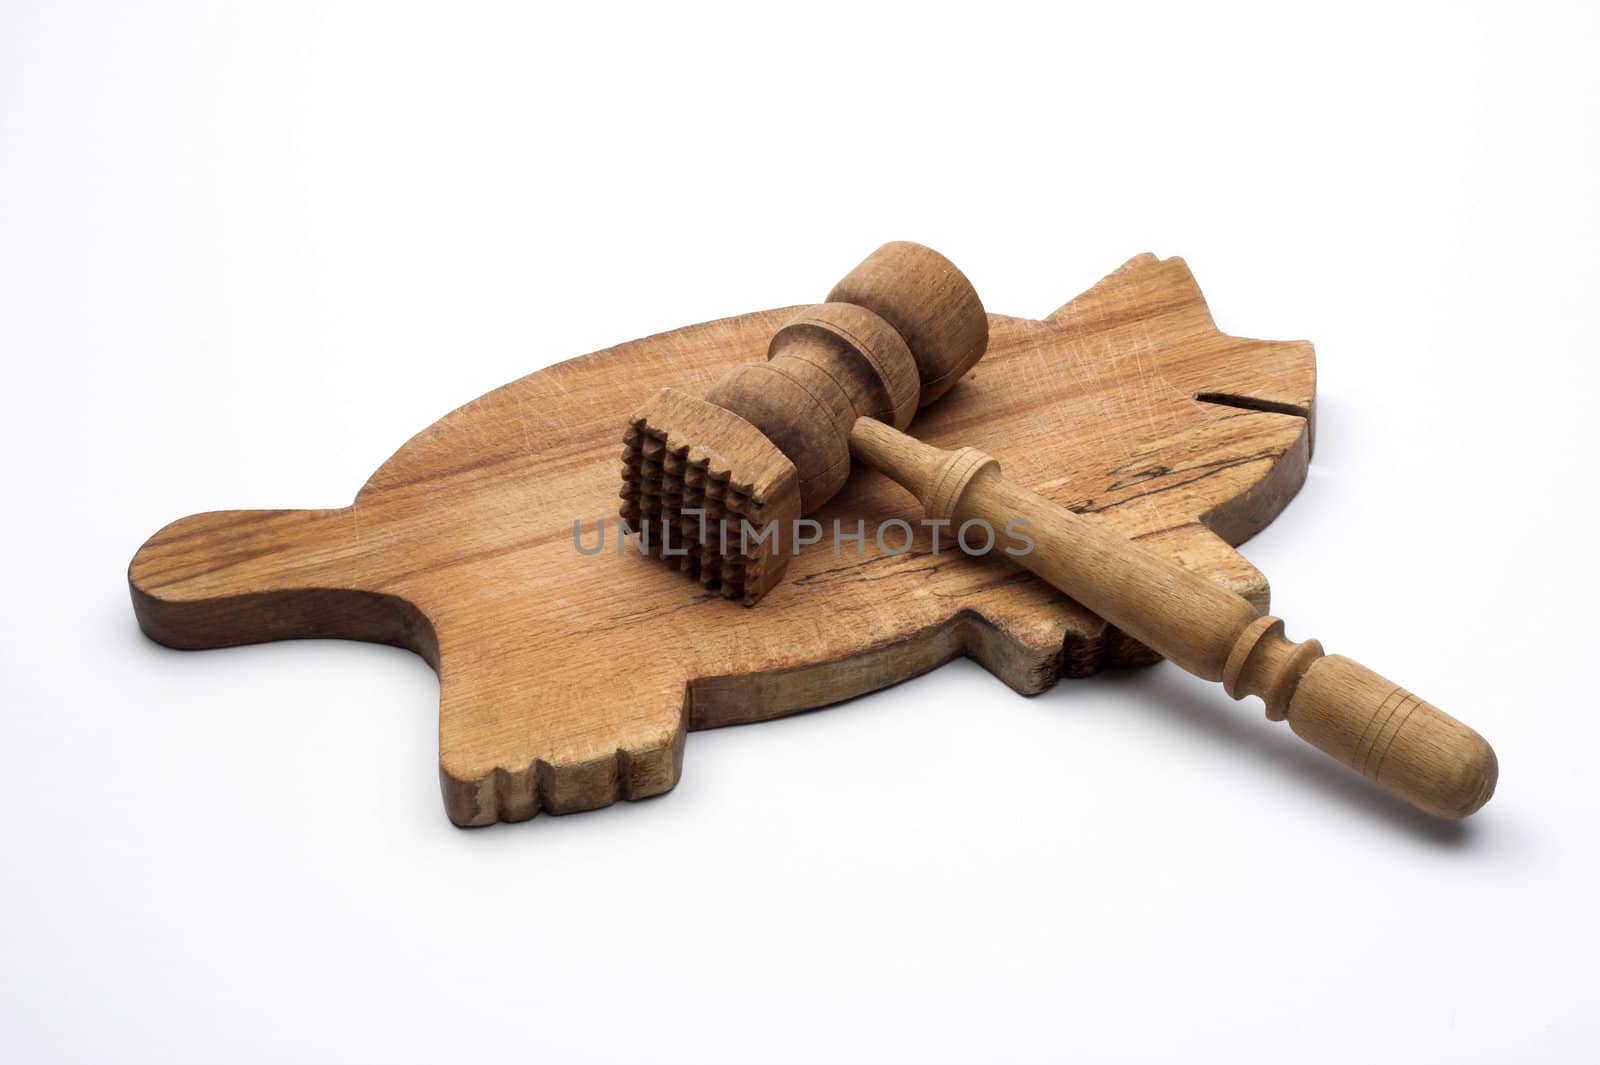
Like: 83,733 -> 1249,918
850,417 -> 1498,819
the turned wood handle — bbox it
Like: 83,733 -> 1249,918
849,418 -> 1498,819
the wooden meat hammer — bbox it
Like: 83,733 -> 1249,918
622,242 -> 1497,819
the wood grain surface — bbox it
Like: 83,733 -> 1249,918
129,254 -> 1316,826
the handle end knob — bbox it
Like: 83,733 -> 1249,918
1287,655 -> 1497,819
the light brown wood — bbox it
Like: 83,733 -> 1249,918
627,242 -> 1493,820
848,418 -> 1497,818
130,252 -> 1316,827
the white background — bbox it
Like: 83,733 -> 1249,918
3,2 -> 1597,1062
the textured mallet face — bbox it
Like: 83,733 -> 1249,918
620,388 -> 800,604
621,243 -> 986,605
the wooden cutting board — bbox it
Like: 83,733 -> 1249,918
129,254 -> 1316,826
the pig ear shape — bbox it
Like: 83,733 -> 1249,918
128,508 -> 437,665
